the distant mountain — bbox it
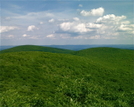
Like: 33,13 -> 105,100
0,46 -> 15,51
1,44 -> 133,51
47,44 -> 134,50
0,45 -> 74,54
0,45 -> 133,106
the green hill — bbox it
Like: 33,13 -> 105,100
72,47 -> 134,70
0,45 -> 73,54
0,46 -> 133,107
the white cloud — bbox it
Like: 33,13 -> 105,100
73,17 -> 80,21
86,23 -> 102,29
48,19 -> 55,23
22,34 -> 29,37
27,25 -> 38,31
0,26 -> 19,33
46,34 -> 55,38
121,21 -> 130,24
80,7 -> 104,16
60,22 -> 73,31
96,14 -> 126,24
59,13 -> 133,40
79,4 -> 83,7
118,24 -> 133,31
73,23 -> 92,33
60,22 -> 92,33
95,14 -> 134,37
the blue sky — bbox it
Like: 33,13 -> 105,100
0,0 -> 133,45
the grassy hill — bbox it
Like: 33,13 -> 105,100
72,47 -> 134,71
0,46 -> 133,107
0,45 -> 73,54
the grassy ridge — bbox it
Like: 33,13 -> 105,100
73,47 -> 134,70
0,45 -> 74,54
0,46 -> 134,106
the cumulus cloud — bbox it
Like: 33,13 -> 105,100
59,13 -> 133,40
118,24 -> 133,31
96,14 -> 126,24
27,25 -> 38,31
0,26 -> 19,33
60,22 -> 73,31
48,19 -> 55,23
96,14 -> 134,35
60,22 -> 92,34
59,20 -> 103,34
80,7 -> 104,16
86,23 -> 102,29
121,21 -> 130,25
73,23 -> 91,33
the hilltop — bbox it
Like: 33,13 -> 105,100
0,45 -> 73,54
0,45 -> 133,107
72,47 -> 134,70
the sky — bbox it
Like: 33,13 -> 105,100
0,0 -> 134,45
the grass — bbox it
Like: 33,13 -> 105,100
0,45 -> 133,106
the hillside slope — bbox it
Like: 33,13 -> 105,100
0,50 -> 133,107
72,47 -> 134,71
0,45 -> 73,54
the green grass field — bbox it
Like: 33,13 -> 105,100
0,45 -> 133,107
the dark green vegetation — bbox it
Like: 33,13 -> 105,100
0,45 -> 134,107
0,45 -> 73,54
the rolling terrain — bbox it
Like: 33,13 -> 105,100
0,45 -> 133,107
0,45 -> 73,54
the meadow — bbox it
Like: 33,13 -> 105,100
0,45 -> 133,107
